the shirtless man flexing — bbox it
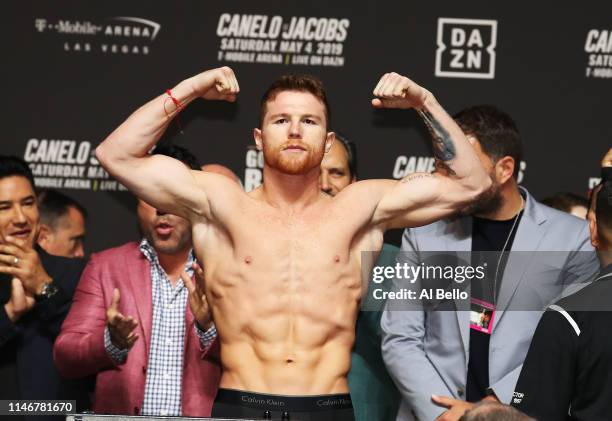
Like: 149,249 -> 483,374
96,66 -> 490,420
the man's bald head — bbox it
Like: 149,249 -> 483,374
201,164 -> 241,185
459,402 -> 535,421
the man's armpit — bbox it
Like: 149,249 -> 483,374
432,158 -> 456,176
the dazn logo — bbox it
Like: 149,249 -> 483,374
435,18 -> 497,79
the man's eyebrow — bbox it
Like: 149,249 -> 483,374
0,195 -> 36,206
301,114 -> 322,120
268,113 -> 289,119
268,113 -> 322,120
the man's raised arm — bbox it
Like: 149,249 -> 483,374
95,67 -> 240,219
370,72 -> 490,229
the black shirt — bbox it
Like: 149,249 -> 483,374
0,247 -> 91,421
466,211 -> 523,402
512,264 -> 612,421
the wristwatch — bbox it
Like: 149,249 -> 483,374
36,280 -> 59,301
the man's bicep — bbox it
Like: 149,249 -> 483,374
116,154 -> 209,219
373,174 -> 465,229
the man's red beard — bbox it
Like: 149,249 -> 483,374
263,141 -> 325,175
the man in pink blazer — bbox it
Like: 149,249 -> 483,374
53,145 -> 221,417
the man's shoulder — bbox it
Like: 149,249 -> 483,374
336,179 -> 394,207
321,180 -> 394,228
535,200 -> 588,231
555,276 -> 612,313
38,246 -> 86,276
528,199 -> 593,252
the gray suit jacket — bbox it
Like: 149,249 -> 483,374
380,188 -> 599,421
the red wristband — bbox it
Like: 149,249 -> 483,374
165,89 -> 183,110
164,89 -> 184,134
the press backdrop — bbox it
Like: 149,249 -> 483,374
4,1 -> 610,251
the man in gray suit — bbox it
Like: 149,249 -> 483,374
381,105 -> 599,421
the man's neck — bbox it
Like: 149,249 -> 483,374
260,165 -> 324,211
475,182 -> 524,220
157,247 -> 191,287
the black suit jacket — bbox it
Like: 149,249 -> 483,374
0,247 -> 91,420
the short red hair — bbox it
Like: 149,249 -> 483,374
260,74 -> 331,129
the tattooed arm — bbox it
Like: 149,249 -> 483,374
417,109 -> 456,174
368,72 -> 490,229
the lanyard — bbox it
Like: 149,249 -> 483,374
491,196 -> 524,306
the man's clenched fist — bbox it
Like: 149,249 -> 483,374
372,72 -> 430,110
191,66 -> 240,102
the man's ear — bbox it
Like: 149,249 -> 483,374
253,128 -> 263,151
495,156 -> 516,184
324,132 -> 335,154
37,224 -> 53,248
466,134 -> 479,146
589,215 -> 599,248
